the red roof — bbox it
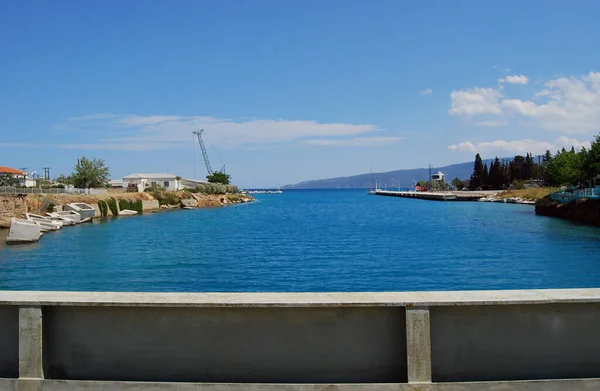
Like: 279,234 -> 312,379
0,166 -> 26,175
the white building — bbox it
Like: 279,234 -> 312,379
122,173 -> 180,193
431,171 -> 445,182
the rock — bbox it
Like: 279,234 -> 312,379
180,199 -> 198,208
536,196 -> 600,226
0,195 -> 28,228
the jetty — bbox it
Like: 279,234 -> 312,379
373,189 -> 486,202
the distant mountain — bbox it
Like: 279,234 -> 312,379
283,158 -> 504,189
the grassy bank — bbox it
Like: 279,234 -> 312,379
496,187 -> 552,202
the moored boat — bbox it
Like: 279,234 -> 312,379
6,218 -> 43,244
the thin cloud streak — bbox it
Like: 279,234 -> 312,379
50,114 -> 388,151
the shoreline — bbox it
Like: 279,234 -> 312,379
0,191 -> 255,229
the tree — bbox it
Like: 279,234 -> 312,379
0,173 -> 18,186
206,171 -> 231,185
71,157 -> 110,188
481,163 -> 489,188
470,153 -> 484,189
523,153 -> 535,180
54,174 -> 73,185
451,177 -> 464,190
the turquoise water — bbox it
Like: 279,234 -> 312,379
1,189 -> 600,292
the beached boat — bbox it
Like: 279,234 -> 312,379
63,203 -> 95,222
47,210 -> 82,225
25,213 -> 62,231
6,218 -> 43,244
118,209 -> 138,216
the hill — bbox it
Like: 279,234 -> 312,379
283,158 -> 502,189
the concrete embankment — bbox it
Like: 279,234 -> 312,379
536,196 -> 600,226
374,190 -> 492,202
1,289 -> 600,390
0,192 -> 254,228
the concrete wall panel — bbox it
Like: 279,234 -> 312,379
430,304 -> 600,382
43,306 -> 406,383
0,306 -> 18,378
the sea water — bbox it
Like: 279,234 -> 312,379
1,189 -> 599,292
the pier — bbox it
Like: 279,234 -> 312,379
374,189 -> 487,201
1,289 -> 600,390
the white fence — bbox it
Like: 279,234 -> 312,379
0,187 -> 107,195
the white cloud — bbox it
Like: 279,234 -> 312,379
299,137 -> 404,147
448,137 -> 590,155
474,120 -> 507,127
449,87 -> 503,117
49,114 -> 384,151
420,89 -> 433,95
449,71 -> 600,134
504,68 -> 511,73
498,75 -> 529,85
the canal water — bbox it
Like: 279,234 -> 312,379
1,189 -> 599,292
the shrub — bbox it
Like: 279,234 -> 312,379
191,183 -> 237,194
106,198 -> 118,215
46,202 -> 56,213
97,200 -> 108,217
512,180 -> 526,190
118,198 -> 129,212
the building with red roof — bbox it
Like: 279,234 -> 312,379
0,166 -> 35,187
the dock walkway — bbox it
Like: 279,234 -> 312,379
374,190 -> 486,201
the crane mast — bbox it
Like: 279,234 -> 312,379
193,129 -> 213,175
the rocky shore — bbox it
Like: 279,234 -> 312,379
0,191 -> 254,228
535,196 -> 600,226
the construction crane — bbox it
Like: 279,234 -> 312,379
193,129 -> 225,176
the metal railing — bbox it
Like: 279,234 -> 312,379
0,186 -> 108,195
550,187 -> 600,204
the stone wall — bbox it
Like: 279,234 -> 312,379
141,200 -> 159,211
0,195 -> 28,228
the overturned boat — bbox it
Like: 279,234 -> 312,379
25,213 -> 62,231
46,210 -> 82,225
6,218 -> 43,244
118,209 -> 138,216
63,203 -> 95,222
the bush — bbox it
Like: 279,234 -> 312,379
190,183 -> 238,194
116,199 -> 143,214
46,202 -> 56,213
148,190 -> 182,206
97,200 -> 108,217
106,198 -> 118,215
512,180 -> 526,190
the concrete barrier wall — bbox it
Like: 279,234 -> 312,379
0,306 -> 18,378
1,289 -> 600,391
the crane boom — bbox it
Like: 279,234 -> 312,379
193,130 -> 213,175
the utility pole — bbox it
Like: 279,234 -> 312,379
193,133 -> 196,179
429,163 -> 433,191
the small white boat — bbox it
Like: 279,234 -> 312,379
25,213 -> 62,231
118,209 -> 138,216
6,218 -> 43,244
63,203 -> 95,222
47,210 -> 82,225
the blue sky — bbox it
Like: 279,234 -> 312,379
1,0 -> 599,188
